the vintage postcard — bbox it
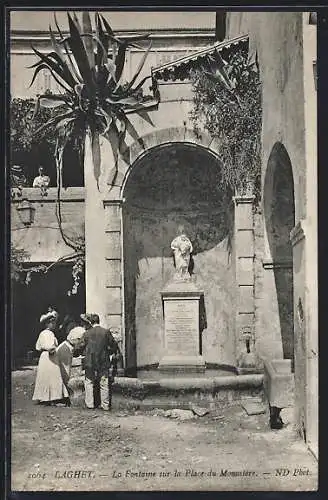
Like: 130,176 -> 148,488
8,8 -> 318,492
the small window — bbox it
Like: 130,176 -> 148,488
62,144 -> 84,188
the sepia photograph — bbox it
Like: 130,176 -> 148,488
8,8 -> 318,492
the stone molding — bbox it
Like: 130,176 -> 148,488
120,127 -> 222,193
11,187 -> 85,202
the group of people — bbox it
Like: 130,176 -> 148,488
32,307 -> 120,411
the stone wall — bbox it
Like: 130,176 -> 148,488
227,11 -> 306,220
11,188 -> 85,262
226,12 -> 306,362
10,17 -> 214,98
227,11 -> 318,454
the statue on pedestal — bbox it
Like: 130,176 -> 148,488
170,228 -> 193,281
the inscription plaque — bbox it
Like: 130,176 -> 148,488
164,299 -> 198,356
158,284 -> 205,373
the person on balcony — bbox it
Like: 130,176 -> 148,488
32,166 -> 50,188
80,313 -> 119,411
11,165 -> 27,188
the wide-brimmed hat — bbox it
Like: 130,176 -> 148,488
80,313 -> 93,326
39,311 -> 57,325
12,165 -> 23,173
67,326 -> 85,344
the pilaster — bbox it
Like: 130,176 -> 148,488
103,199 -> 124,373
233,195 -> 256,366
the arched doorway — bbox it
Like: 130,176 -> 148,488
11,263 -> 85,367
264,142 -> 295,367
122,142 -> 234,374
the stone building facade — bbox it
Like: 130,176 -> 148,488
10,11 -> 317,457
226,11 -> 318,458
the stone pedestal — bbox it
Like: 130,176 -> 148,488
158,280 -> 205,373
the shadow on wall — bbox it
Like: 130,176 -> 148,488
123,209 -> 234,373
264,142 -> 295,364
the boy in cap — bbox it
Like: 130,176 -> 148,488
80,313 -> 119,411
11,165 -> 27,188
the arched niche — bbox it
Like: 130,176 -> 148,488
121,141 -> 235,373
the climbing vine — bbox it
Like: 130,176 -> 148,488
190,47 -> 262,201
11,96 -> 55,156
10,244 -> 46,285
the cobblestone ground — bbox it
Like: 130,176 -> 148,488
10,367 -> 318,492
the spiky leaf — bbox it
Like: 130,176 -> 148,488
82,12 -> 95,70
67,13 -> 95,92
39,97 -> 67,108
125,42 -> 152,92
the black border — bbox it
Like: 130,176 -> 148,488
2,2 -> 327,499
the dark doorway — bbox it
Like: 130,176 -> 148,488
11,263 -> 85,367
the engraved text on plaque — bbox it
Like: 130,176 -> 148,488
164,299 -> 198,356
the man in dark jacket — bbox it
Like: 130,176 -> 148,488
80,313 -> 119,411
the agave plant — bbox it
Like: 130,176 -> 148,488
30,11 -> 159,190
27,11 -> 159,293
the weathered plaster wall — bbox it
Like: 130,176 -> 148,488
10,11 -> 216,32
253,206 -> 284,359
227,12 -> 318,454
10,19 -> 214,98
291,224 -> 306,437
11,188 -> 85,262
227,12 -> 306,221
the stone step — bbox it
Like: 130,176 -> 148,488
68,373 -> 265,408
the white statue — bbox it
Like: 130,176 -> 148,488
171,228 -> 193,281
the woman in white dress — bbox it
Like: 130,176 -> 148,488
32,311 -> 69,406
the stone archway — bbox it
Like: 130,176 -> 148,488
120,139 -> 234,374
117,127 -> 222,192
263,142 -> 295,366
100,127 -> 257,375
